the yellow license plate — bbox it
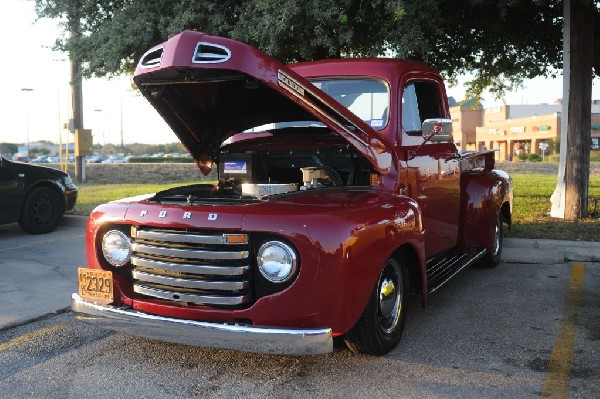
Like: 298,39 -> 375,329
78,268 -> 114,302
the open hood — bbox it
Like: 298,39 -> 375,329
134,31 -> 395,177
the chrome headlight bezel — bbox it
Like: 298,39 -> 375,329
101,230 -> 132,267
257,241 -> 298,283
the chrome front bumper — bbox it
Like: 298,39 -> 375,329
71,293 -> 333,355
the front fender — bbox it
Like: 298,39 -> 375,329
242,189 -> 425,335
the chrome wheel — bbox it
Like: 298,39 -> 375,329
345,256 -> 409,356
479,211 -> 503,268
377,263 -> 403,334
491,216 -> 501,257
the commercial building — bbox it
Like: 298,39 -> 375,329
450,100 -> 482,152
450,100 -> 600,161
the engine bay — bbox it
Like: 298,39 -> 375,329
153,128 -> 376,204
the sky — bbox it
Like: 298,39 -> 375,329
1,0 -> 599,146
0,0 -> 175,146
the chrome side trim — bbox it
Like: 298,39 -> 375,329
72,293 -> 333,355
133,285 -> 249,306
131,257 -> 249,276
131,243 -> 249,260
135,230 -> 247,245
132,270 -> 249,291
428,249 -> 487,295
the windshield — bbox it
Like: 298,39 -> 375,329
242,78 -> 390,134
310,78 -> 389,130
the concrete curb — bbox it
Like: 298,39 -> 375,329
502,238 -> 600,264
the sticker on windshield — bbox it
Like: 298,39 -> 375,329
370,119 -> 384,128
224,161 -> 247,174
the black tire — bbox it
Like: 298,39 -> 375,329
345,256 -> 409,356
479,211 -> 503,268
18,186 -> 63,234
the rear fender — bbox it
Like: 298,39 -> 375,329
458,170 -> 513,250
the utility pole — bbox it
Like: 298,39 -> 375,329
69,1 -> 85,182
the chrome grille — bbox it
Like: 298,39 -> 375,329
131,227 -> 252,307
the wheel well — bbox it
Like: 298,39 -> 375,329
500,201 -> 511,230
20,182 -> 66,218
392,245 -> 421,295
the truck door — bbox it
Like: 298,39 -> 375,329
402,81 -> 460,258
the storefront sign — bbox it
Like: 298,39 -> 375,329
510,126 -> 526,133
532,125 -> 551,131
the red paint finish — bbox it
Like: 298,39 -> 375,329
81,32 -> 512,346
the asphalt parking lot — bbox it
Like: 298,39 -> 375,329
0,216 -> 86,328
0,216 -> 598,398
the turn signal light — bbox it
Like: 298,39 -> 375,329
225,234 -> 248,244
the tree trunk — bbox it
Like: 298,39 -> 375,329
594,10 -> 600,78
565,0 -> 594,220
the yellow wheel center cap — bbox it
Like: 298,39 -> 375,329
381,281 -> 395,297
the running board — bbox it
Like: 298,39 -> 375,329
426,248 -> 486,295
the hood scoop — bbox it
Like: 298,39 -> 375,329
193,42 -> 232,63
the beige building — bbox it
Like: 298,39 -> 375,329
452,101 -> 600,161
450,103 -> 482,151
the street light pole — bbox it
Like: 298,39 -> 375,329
94,108 -> 102,154
21,88 -> 34,159
120,98 -> 124,151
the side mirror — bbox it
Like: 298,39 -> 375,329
421,118 -> 453,142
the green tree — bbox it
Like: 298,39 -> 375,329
34,1 -> 598,96
0,142 -> 18,156
33,0 -> 392,77
33,0 -> 599,219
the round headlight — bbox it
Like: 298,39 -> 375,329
257,241 -> 297,283
102,230 -> 132,267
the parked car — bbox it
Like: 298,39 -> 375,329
101,156 -> 126,164
0,157 -> 78,234
86,155 -> 106,163
30,156 -> 49,163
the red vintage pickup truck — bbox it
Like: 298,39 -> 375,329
72,31 -> 513,356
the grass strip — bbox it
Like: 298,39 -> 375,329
71,174 -> 600,241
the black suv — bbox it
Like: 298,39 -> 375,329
0,157 -> 78,234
